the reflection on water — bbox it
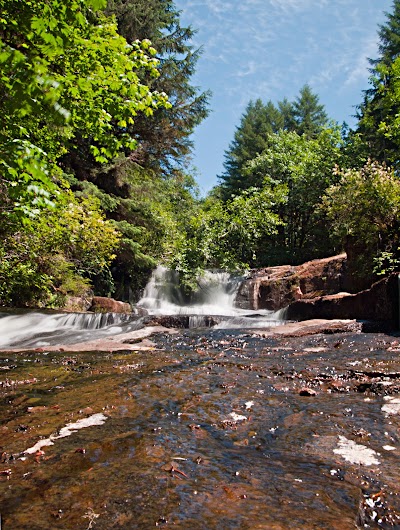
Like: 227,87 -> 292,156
1,329 -> 400,528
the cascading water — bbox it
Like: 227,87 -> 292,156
137,266 -> 285,328
0,311 -> 141,349
0,267 -> 287,349
138,266 -> 242,316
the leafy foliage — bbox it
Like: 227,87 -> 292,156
0,193 -> 120,307
220,85 -> 329,199
356,0 -> 400,168
243,128 -> 342,263
171,186 -> 286,289
0,0 -> 169,222
0,0 -> 187,306
321,161 -> 400,285
104,0 -> 210,175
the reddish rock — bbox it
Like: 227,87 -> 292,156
63,295 -> 93,312
235,254 -> 347,311
89,296 -> 132,314
286,273 -> 398,327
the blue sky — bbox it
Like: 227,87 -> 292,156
174,0 -> 393,194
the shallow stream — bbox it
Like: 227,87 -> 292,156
1,329 -> 400,528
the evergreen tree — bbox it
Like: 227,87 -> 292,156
290,85 -> 328,138
356,1 -> 400,167
105,0 -> 210,175
219,99 -> 283,198
219,86 -> 329,198
373,0 -> 400,67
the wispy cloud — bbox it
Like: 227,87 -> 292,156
175,0 -> 392,186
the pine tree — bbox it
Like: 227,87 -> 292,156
219,99 -> 282,198
105,0 -> 210,175
374,0 -> 400,67
219,86 -> 329,198
290,85 -> 328,138
356,0 -> 400,167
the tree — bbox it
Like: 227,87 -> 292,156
219,86 -> 329,199
171,186 -> 286,289
243,128 -> 342,263
356,1 -> 400,167
104,0 -> 210,175
321,161 -> 400,288
0,0 -> 179,306
373,0 -> 400,68
0,0 -> 169,222
219,99 -> 284,198
290,84 -> 329,138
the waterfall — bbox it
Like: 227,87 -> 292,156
0,268 -> 287,349
138,266 -> 244,316
137,266 -> 285,328
0,311 -> 141,349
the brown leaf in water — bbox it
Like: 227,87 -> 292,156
161,463 -> 188,478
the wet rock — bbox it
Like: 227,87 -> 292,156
235,254 -> 347,311
299,388 -> 317,396
89,296 -> 132,314
143,315 -> 222,329
286,274 -> 399,329
63,295 -> 93,312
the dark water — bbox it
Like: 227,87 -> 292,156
1,329 -> 400,529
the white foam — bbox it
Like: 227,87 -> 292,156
24,413 -> 107,454
383,445 -> 396,451
333,436 -> 380,466
229,412 -> 247,422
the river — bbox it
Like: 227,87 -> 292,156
0,270 -> 399,528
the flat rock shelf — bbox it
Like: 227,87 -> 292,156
1,324 -> 400,529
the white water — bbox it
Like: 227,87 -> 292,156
137,266 -> 285,328
138,267 -> 242,316
0,267 -> 286,349
0,311 -> 141,349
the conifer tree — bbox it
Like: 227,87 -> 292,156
290,85 -> 328,138
219,99 -> 282,198
357,0 -> 400,167
105,0 -> 210,175
220,86 -> 329,198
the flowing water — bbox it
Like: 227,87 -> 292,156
1,269 -> 400,528
0,267 -> 284,350
137,266 -> 285,328
1,330 -> 400,528
0,311 -> 143,350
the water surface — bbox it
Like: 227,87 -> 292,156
1,329 -> 400,528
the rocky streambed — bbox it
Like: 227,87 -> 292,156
1,323 -> 400,529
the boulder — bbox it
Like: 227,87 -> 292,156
235,254 -> 347,311
63,295 -> 93,312
285,273 -> 399,327
89,296 -> 132,314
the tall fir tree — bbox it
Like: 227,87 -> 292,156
219,99 -> 282,198
105,0 -> 210,175
219,86 -> 329,198
356,0 -> 400,167
290,84 -> 328,138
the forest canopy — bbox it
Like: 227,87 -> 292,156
1,0 -> 400,307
